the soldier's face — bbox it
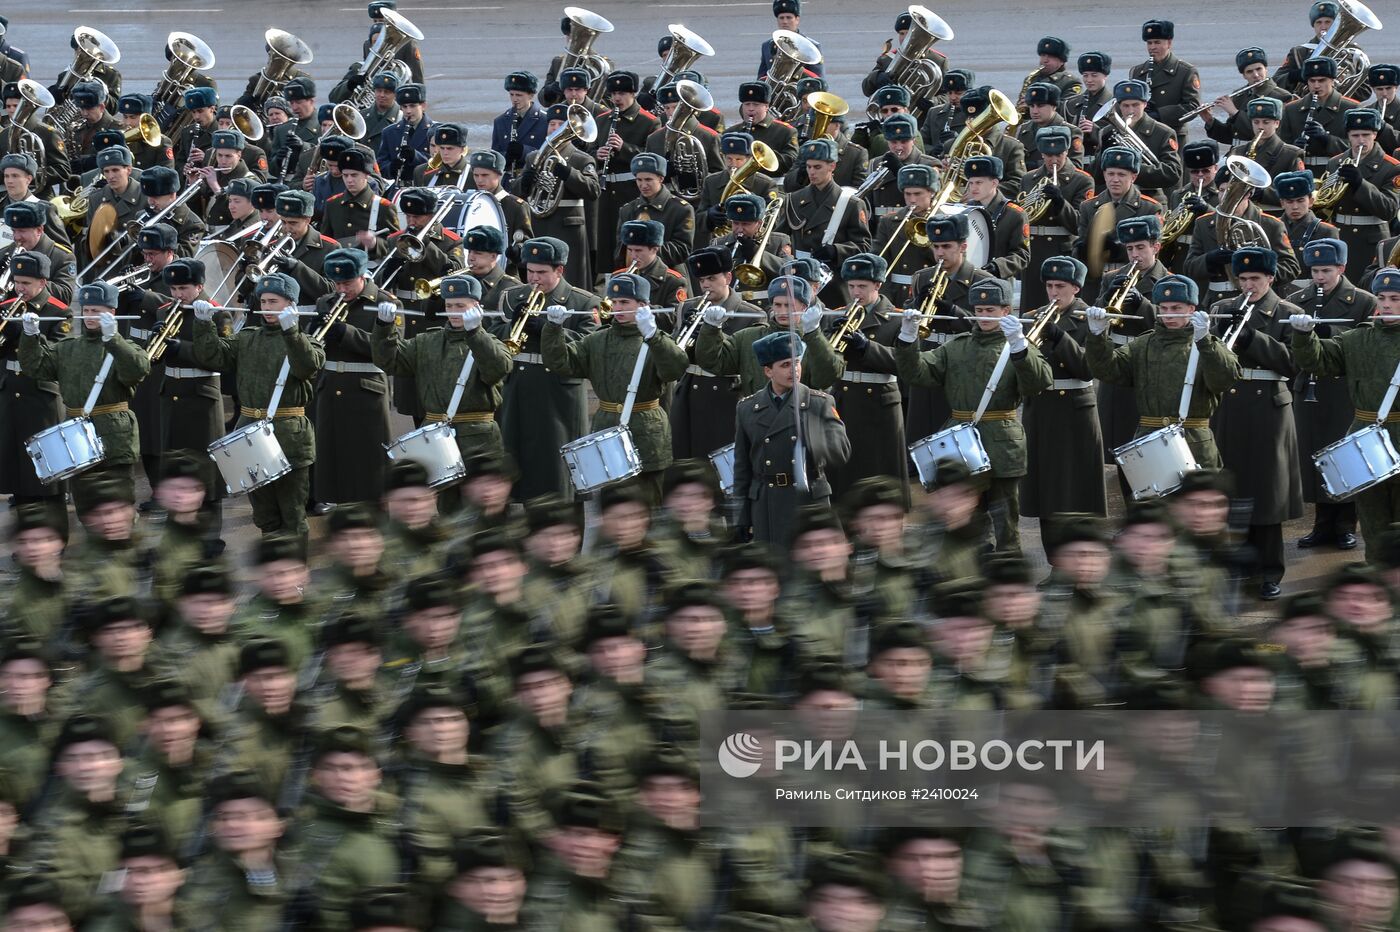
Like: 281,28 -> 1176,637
119,855 -> 184,908
665,605 -> 727,659
696,271 -> 731,298
507,90 -> 531,110
639,775 -> 701,830
1124,239 -> 1160,268
2,166 -> 28,196
1310,262 -> 1344,290
846,279 -> 879,305
1272,614 -> 1333,666
1376,85 -> 1399,102
258,557 -> 308,603
805,159 -> 836,186
437,143 -> 464,166
869,646 -> 931,698
600,500 -> 650,549
1204,667 -> 1276,712
469,548 -> 528,598
178,591 -> 234,637
587,635 -> 645,682
333,277 -> 367,300
624,245 -> 657,268
228,195 -> 255,220
383,483 -> 437,528
405,606 -> 461,652
663,481 -> 713,526
311,752 -> 381,810
0,658 -> 50,715
930,240 -> 966,265
1115,520 -> 1175,573
82,499 -> 134,539
514,670 -> 572,725
1081,71 -> 1106,92
1326,583 -> 1392,630
374,88 -> 396,109
763,355 -> 801,391
243,666 -> 296,714
1188,167 -> 1214,190
526,521 -> 581,565
1169,489 -> 1229,536
635,172 -> 663,197
889,837 -> 963,903
12,274 -> 42,302
1307,76 -> 1334,97
265,109 -> 288,125
1029,103 -> 1056,124
1145,38 -> 1170,60
732,218 -> 760,237
143,247 -> 174,271
964,176 -> 998,203
807,884 -> 885,932
1237,271 -> 1273,299
102,165 -> 131,189
984,582 -> 1040,628
94,618 -> 152,664
1117,99 -> 1146,121
888,138 -> 914,159
1349,129 -> 1377,154
1314,15 -> 1334,36
723,568 -> 780,615
1378,291 -> 1400,321
1043,280 -> 1079,305
289,98 -> 316,120
57,739 -> 123,796
903,186 -> 932,209
526,263 -> 562,291
879,105 -> 905,120
608,294 -> 641,322
190,105 -> 214,126
794,527 -> 851,576
401,102 -> 425,122
407,707 -> 469,758
155,475 -> 204,516
330,526 -> 383,571
740,101 -> 768,123
454,867 -> 527,922
1241,62 -> 1268,85
609,91 -> 636,111
4,904 -> 73,932
342,168 -> 368,194
1322,860 -> 1400,924
143,704 -> 200,762
1053,541 -> 1112,586
563,86 -> 589,103
973,304 -> 1007,331
471,168 -> 503,194
212,798 -> 283,854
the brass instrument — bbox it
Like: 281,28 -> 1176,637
1014,67 -> 1041,117
765,29 -> 823,121
1180,79 -> 1264,122
413,266 -> 470,301
0,298 -> 24,349
1160,178 -> 1204,246
664,80 -> 714,200
864,6 -> 952,119
1093,99 -> 1161,169
312,293 -> 354,342
597,260 -> 640,316
733,193 -> 786,288
1387,235 -> 1400,269
877,206 -> 932,269
306,103 -> 368,176
806,92 -> 848,142
393,194 -> 458,263
913,260 -> 950,338
146,302 -> 184,361
125,113 -> 163,148
830,300 -> 869,353
151,32 -> 216,135
348,10 -> 423,109
930,88 -> 1019,214
1016,164 -> 1058,224
1106,266 -> 1142,314
51,175 -> 103,236
676,294 -> 714,351
652,24 -> 714,89
1314,145 -> 1362,217
1024,299 -> 1063,344
1308,0 -> 1383,97
248,29 -> 313,114
49,27 -> 121,149
8,80 -> 54,168
107,265 -> 152,291
84,177 -> 210,280
709,141 -> 779,239
560,7 -> 616,104
1215,154 -> 1272,248
526,104 -> 598,217
504,287 -> 550,354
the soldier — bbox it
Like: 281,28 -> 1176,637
3,877 -> 74,932
375,82 -> 433,186
735,81 -> 799,177
191,272 -> 325,539
1368,63 -> 1400,151
1071,146 -> 1162,294
861,114 -> 934,226
614,219 -> 688,322
171,86 -> 217,176
308,611 -> 393,735
465,150 -> 532,267
435,832 -> 531,929
142,165 -> 206,256
644,81 -> 722,196
413,121 -> 469,188
759,0 -> 823,76
1276,170 -> 1338,290
0,634 -> 60,807
923,69 -> 973,156
779,137 -> 872,305
849,85 -> 921,161
1020,127 -> 1094,311
873,163 -> 939,307
616,153 -> 694,271
85,146 -> 146,268
710,192 -> 793,304
554,66 -> 606,121
1209,247 -> 1304,599
543,272 -> 688,502
1200,48 -> 1294,147
954,88 -> 1028,199
0,81 -> 69,195
19,280 -> 148,511
205,175 -> 261,239
1275,1 -> 1339,94
272,188 -> 337,305
1090,80 -> 1182,201
1016,83 -> 1086,172
1280,58 -> 1359,177
961,155 -> 1031,282
363,0 -> 424,82
179,770 -> 291,929
515,103 -> 601,288
64,80 -> 118,176
1290,268 -> 1400,555
86,824 -> 191,932
1323,108 -> 1400,283
183,129 -> 247,221
115,93 -> 173,171
1022,256 -> 1107,542
733,329 -> 850,545
1025,36 -> 1084,105
825,253 -> 909,501
459,224 -> 521,312
1127,19 -> 1201,144
1087,274 -> 1242,468
265,77 -> 320,185
0,152 -> 73,249
491,71 -> 549,188
216,107 -> 268,179
321,148 -> 400,261
0,250 -> 68,521
1184,168 -> 1300,306
338,72 -> 399,152
1290,239 -> 1368,551
896,278 -> 1052,550
1231,100 -> 1305,217
697,273 -> 839,396
591,72 -> 660,274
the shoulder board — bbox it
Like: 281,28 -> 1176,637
1342,96 -> 1361,105
320,234 -> 339,245
638,108 -> 658,120
46,296 -> 68,310
666,268 -> 683,278
808,388 -> 832,400
697,124 -> 720,137
326,193 -> 345,202
1141,195 -> 1160,205
1005,202 -> 1026,217
1075,168 -> 1093,179
1383,154 -> 1400,167
441,229 -> 461,241
379,197 -> 394,207
1200,210 -> 1218,219
599,109 -> 615,118
740,388 -> 766,404
51,244 -> 73,256
774,119 -> 795,130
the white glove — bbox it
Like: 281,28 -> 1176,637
635,305 -> 657,339
546,303 -> 568,325
20,311 -> 39,336
899,308 -> 921,343
99,312 -> 117,343
999,314 -> 1027,353
702,303 -> 729,327
278,307 -> 298,332
1289,313 -> 1317,333
192,299 -> 215,322
800,305 -> 824,335
377,301 -> 398,324
1085,305 -> 1109,336
1190,309 -> 1209,343
459,306 -> 483,331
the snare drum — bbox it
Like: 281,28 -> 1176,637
384,423 -> 466,488
1314,423 -> 1400,500
1113,424 -> 1199,500
908,423 -> 991,488
209,420 -> 292,495
560,425 -> 641,493
709,443 -> 736,495
26,417 -> 105,483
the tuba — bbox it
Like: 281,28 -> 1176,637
931,88 -> 1018,211
865,6 -> 952,119
709,141 -> 778,239
151,32 -> 216,135
8,80 -> 54,168
807,91 -> 848,142
306,103 -> 367,177
652,24 -> 714,90
1215,154 -> 1272,249
348,10 -> 423,109
1308,0 -> 1383,98
230,105 -> 265,144
765,30 -> 823,122
665,80 -> 713,200
48,27 -> 120,141
561,7 -> 615,104
526,104 -> 598,217
248,29 -> 313,115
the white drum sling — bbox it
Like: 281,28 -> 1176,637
908,341 -> 1010,488
26,352 -> 113,482
1314,356 -> 1400,499
209,358 -> 293,494
1113,341 -> 1202,499
384,343 -> 473,488
709,443 -> 736,495
561,338 -> 646,492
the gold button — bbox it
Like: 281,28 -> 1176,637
867,388 -> 873,394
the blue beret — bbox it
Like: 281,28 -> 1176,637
1236,47 -> 1267,71
10,251 -> 50,280
720,132 -> 753,156
1037,36 -> 1070,60
1311,1 -> 1339,23
275,189 -> 315,218
442,275 -> 482,300
631,153 -> 667,177
768,276 -> 811,304
323,248 -> 369,281
840,253 -> 887,283
620,220 -> 664,248
371,71 -> 400,91
1345,108 -> 1382,132
970,279 -> 1013,306
470,149 -> 505,173
753,330 -> 805,367
882,114 -> 917,141
1026,82 -> 1061,107
725,193 -> 765,221
396,83 -> 425,105
1100,146 -> 1142,173
1078,52 -> 1111,74
138,223 -> 178,251
927,213 -> 970,242
1114,80 -> 1149,102
606,272 -> 650,302
605,71 -> 639,95
800,138 -> 838,163
1368,64 -> 1400,88
464,225 -> 505,253
1036,126 -> 1072,155
211,129 -> 245,151
504,71 -> 539,94
738,82 -> 770,104
254,272 -> 300,303
96,146 -> 133,168
2,202 -> 43,228
1041,256 -> 1087,287
523,236 -> 568,266
0,153 -> 37,176
1141,19 -> 1174,40
1231,247 -> 1277,277
559,68 -> 591,90
1247,97 -> 1283,121
1373,268 -> 1400,294
80,281 -> 119,308
873,85 -> 911,109
1302,58 -> 1337,80
183,86 -> 217,110
1116,214 -> 1161,243
897,163 -> 936,190
963,155 -> 1003,179
1152,275 -> 1198,306
1303,238 -> 1347,267
1181,141 -> 1219,170
1274,169 -> 1315,199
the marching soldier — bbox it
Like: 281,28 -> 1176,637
373,274 -> 514,469
1275,1 -> 1339,94
759,0 -> 823,76
86,146 -> 146,268
122,223 -> 179,491
465,150 -> 532,267
515,102 -> 601,288
850,85 -> 923,160
543,272 -> 689,503
922,69 -> 973,155
1230,99 -> 1306,214
1128,19 -> 1201,145
711,193 -> 793,305
205,175 -> 260,239
2,201 -> 76,304
375,82 -> 434,185
1165,141 -> 1219,279
64,81 -> 118,177
412,121 -> 469,188
616,153 -> 695,271
779,137 -> 872,305
697,133 -> 775,247
955,89 -> 1028,199
873,164 -> 940,307
1022,257 -> 1106,542
1208,247 -> 1304,599
0,152 -> 72,249
1023,36 -> 1084,106
491,71 -> 549,187
191,271 -> 325,539
19,280 -> 149,511
1090,80 -> 1182,201
556,66 -> 606,121
140,165 -> 205,256
733,330 -> 849,546
671,246 -> 756,459
1086,274 -> 1242,469
1321,108 -> 1400,283
267,77 -> 322,184
862,114 -> 935,225
302,136 -> 354,214
1289,238 -> 1369,551
115,93 -> 173,171
1279,58 -> 1358,178
697,275 -> 839,396
592,72 -> 661,276
459,224 -> 521,311
495,236 -> 599,500
1276,170 -> 1338,284
1020,126 -> 1094,311
331,66 -> 398,134
1290,268 -> 1400,555
961,154 -> 1031,282
1200,48 -> 1294,146
216,107 -> 268,180
273,188 -> 337,305
364,0 -> 424,82
172,86 -> 219,180
1067,51 -> 1114,146
1367,64 -> 1400,151
825,253 -> 909,501
1183,166 -> 1300,305
614,219 -> 688,322
735,81 -> 799,177
1016,83 -> 1086,172
1074,147 -> 1164,295
644,81 -> 722,195
0,81 -> 69,195
321,147 -> 400,261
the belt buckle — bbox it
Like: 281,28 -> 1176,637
773,473 -> 790,487
1160,417 -> 1173,427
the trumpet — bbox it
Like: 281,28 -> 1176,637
830,299 -> 868,354
1180,79 -> 1264,122
597,260 -> 640,316
146,303 -> 184,361
504,287 -> 550,354
1024,299 -> 1063,344
392,193 -> 457,263
1106,266 -> 1142,314
413,267 -> 470,301
107,265 -> 152,291
1016,164 -> 1059,224
676,294 -> 714,351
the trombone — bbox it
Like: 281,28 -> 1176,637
733,193 -> 786,289
876,206 -> 932,270
503,287 -> 550,354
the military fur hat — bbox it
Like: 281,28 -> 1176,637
1181,141 -> 1219,170
1302,57 -> 1338,80
738,81 -> 770,104
441,275 -> 482,300
840,252 -> 887,283
970,278 -> 1012,306
606,271 -> 650,302
522,236 -> 568,266
469,149 -> 506,173
1116,214 -> 1160,243
431,122 -> 467,147
10,250 -> 49,280
1302,236 -> 1346,267
605,71 -> 639,94
753,329 -> 805,366
464,224 -> 505,253
79,281 -> 119,308
96,145 -> 133,168
138,222 -> 178,251
275,189 -> 315,218
1141,19 -> 1174,40
766,275 -> 811,305
1025,82 -> 1061,107
1041,255 -> 1087,287
926,212 -> 969,242
503,71 -> 538,93
897,163 -> 936,190
253,271 -> 300,302
1231,246 -> 1277,277
1152,274 -> 1199,306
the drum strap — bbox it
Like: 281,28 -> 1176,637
618,341 -> 650,425
971,344 -> 1013,424
1177,343 -> 1201,422
266,358 -> 292,419
821,186 -> 858,248
79,354 -> 115,417
1375,358 -> 1400,423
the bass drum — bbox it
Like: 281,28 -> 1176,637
441,190 -> 509,267
191,239 -> 247,327
933,204 -> 992,269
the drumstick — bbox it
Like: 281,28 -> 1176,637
29,315 -> 142,321
1306,315 -> 1400,323
1069,311 -> 1144,320
435,311 -> 507,317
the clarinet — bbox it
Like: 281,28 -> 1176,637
275,132 -> 305,186
1293,94 -> 1320,147
397,120 -> 415,184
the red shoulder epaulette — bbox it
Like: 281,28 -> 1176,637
327,193 -> 345,202
774,119 -> 795,129
379,197 -> 393,207
599,109 -> 615,118
1141,195 -> 1160,205
1075,168 -> 1093,179
1342,96 -> 1361,105
320,234 -> 339,245
46,296 -> 68,310
441,229 -> 461,241
1382,153 -> 1400,167
666,268 -> 683,278
638,108 -> 657,120
697,123 -> 720,137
